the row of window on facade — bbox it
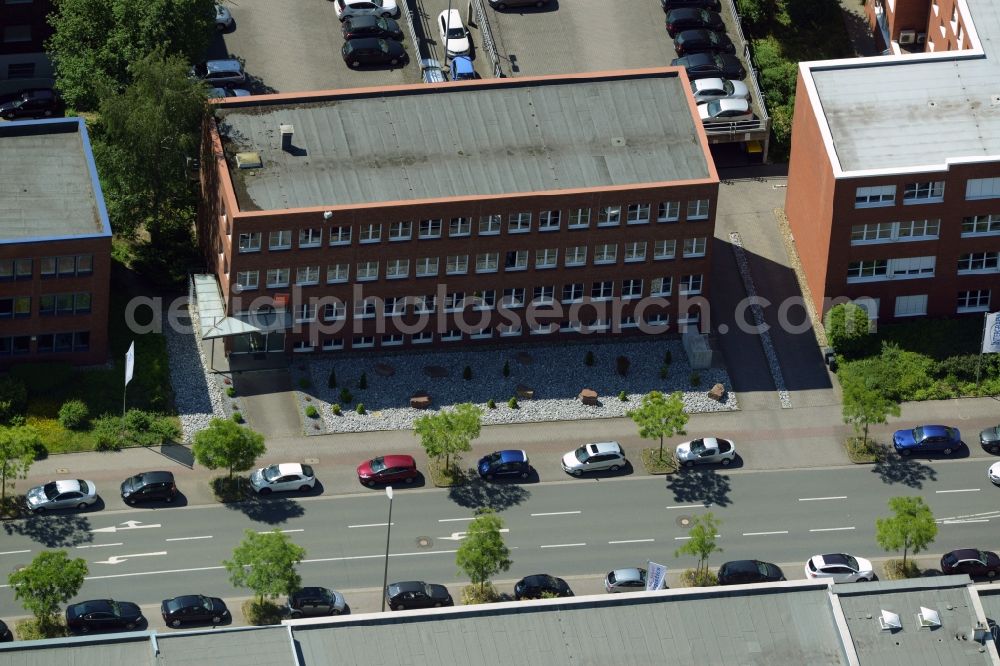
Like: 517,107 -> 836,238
849,215 -> 1000,244
854,177 -> 1000,208
0,255 -> 93,281
846,253 -> 1000,282
852,290 -> 992,319
0,293 -> 91,318
233,240 -> 708,290
0,332 -> 90,356
234,202 -> 712,253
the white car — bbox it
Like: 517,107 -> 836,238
689,78 -> 750,104
804,553 -> 875,583
698,98 -> 753,123
675,437 -> 736,467
334,0 -> 399,21
989,461 -> 1000,486
250,463 -> 316,495
25,479 -> 98,513
438,9 -> 470,57
561,441 -> 626,476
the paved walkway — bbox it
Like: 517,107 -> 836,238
233,369 -> 301,438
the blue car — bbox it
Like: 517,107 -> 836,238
477,450 -> 531,480
893,424 -> 962,456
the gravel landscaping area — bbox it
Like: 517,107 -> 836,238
169,299 -> 229,442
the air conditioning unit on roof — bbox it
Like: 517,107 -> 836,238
899,30 -> 916,44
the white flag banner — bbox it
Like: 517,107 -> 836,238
983,312 -> 1000,354
646,561 -> 668,591
125,341 -> 135,386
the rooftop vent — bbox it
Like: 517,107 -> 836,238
280,124 -> 294,152
918,607 -> 941,628
611,136 -> 626,147
879,610 -> 902,631
235,152 -> 262,169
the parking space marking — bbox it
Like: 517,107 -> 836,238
0,549 -> 30,555
936,488 -> 980,493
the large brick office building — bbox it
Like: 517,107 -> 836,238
786,0 -> 1000,322
0,118 -> 113,366
198,69 -> 719,356
0,0 -> 55,96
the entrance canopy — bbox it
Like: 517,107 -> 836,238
192,274 -> 292,340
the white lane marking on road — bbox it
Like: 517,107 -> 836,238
90,520 -> 161,534
0,549 -> 30,555
165,536 -> 213,542
540,543 -> 586,549
742,530 -> 788,536
257,529 -> 304,534
93,551 -> 168,565
936,510 -> 1000,522
609,539 -> 655,544
530,511 -> 581,517
666,503 -> 711,509
942,519 -> 990,524
348,523 -> 393,528
440,529 -> 510,542
935,488 -> 980,494
809,527 -> 855,532
438,517 -> 474,522
798,496 -> 847,502
76,543 -> 123,549
674,537 -> 692,541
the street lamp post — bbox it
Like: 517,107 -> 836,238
380,485 -> 394,612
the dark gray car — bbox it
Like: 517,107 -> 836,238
980,425 -> 1000,453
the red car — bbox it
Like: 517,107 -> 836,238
357,455 -> 418,486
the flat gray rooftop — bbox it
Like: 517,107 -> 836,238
0,119 -> 108,242
216,72 -> 712,212
155,626 -> 293,666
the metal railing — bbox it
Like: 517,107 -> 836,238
402,0 -> 445,82
469,0 -> 505,78
708,0 -> 770,136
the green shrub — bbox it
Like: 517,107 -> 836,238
680,568 -> 718,587
0,374 -> 28,424
339,388 -> 354,404
298,377 -> 311,390
659,365 -> 669,379
618,390 -> 628,402
242,599 -> 282,626
92,414 -> 125,451
327,369 -> 337,388
305,405 -> 319,419
226,386 -> 236,398
331,403 -> 342,415
507,396 -> 518,409
934,354 -> 982,382
585,351 -> 595,366
57,399 -> 89,430
502,361 -> 510,378
121,409 -> 181,447
486,398 -> 496,409
825,303 -> 871,358
232,412 -> 244,424
355,403 -> 366,415
462,582 -> 500,605
15,617 -> 68,640
358,372 -> 368,390
689,372 -> 701,387
463,365 -> 472,380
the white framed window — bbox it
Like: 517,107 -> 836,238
295,303 -> 316,323
889,255 -> 935,279
327,263 -> 349,284
238,232 -> 261,253
413,331 -> 434,344
591,280 -> 614,300
292,340 -> 314,353
416,257 -> 439,277
359,223 -> 382,243
329,225 -> 351,246
586,318 -> 610,332
621,315 -> 638,329
597,205 -> 621,227
560,320 -> 582,333
322,338 -> 344,351
533,285 -> 554,304
352,335 -> 375,349
847,259 -> 888,282
446,254 -> 469,275
894,294 -> 928,317
651,276 -> 672,296
568,208 -> 591,229
622,278 -> 643,299
646,312 -> 670,327
502,288 -> 525,308
683,237 -> 707,258
680,274 -> 703,295
966,178 -> 1000,200
958,289 -> 990,312
508,212 -> 531,233
958,252 -> 999,274
627,203 -> 650,225
323,302 -> 346,321
389,221 -> 412,241
295,265 -> 320,285
299,228 -> 322,248
479,214 -> 501,235
382,334 -> 404,347
850,222 -> 894,243
565,246 -> 587,266
504,250 -> 528,271
386,259 -> 410,279
903,181 -> 945,203
655,239 -> 677,260
898,219 -> 940,240
962,214 -> 1000,236
236,270 -> 258,290
268,230 -> 292,250
476,290 -> 496,309
498,323 -> 522,337
471,327 -> 493,339
384,296 -> 407,316
354,297 -> 378,319
419,219 -> 442,239
624,241 -> 647,263
658,201 -> 680,222
415,295 -> 436,314
539,210 -> 561,231
442,329 -> 463,342
476,252 -> 499,273
266,268 -> 289,288
449,217 -> 471,237
686,199 -> 710,220
356,261 -> 379,281
594,243 -> 618,264
855,185 -> 896,208
851,219 -> 940,244
562,282 -> 584,303
530,322 -> 555,335
444,291 -> 465,312
535,248 -> 558,269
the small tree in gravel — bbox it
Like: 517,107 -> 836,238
358,372 -> 368,390
502,361 -> 510,378
414,403 -> 482,469
339,388 -> 354,404
585,351 -> 595,366
193,418 -> 265,479
628,390 -> 688,459
327,369 -> 337,389
463,366 -> 473,381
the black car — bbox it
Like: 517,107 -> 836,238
665,8 -> 725,37
342,38 -> 407,68
674,29 -> 736,56
0,619 -> 12,642
287,587 -> 347,618
514,574 -> 574,600
672,53 -> 746,81
385,581 -> 453,611
120,471 -> 177,504
66,599 -> 143,633
941,549 -> 1000,578
662,0 -> 720,11
342,15 -> 403,41
161,595 -> 230,627
0,89 -> 60,120
718,560 -> 786,586
477,450 -> 531,480
980,425 -> 1000,453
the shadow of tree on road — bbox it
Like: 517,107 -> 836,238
448,477 -> 530,511
666,469 -> 732,507
871,455 -> 937,488
226,497 -> 305,524
3,514 -> 95,548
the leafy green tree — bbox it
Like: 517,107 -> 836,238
875,496 -> 937,569
456,508 -> 512,591
674,513 -> 722,575
0,375 -> 27,425
735,0 -> 779,26
840,359 -> 901,447
0,425 -> 40,512
414,403 -> 483,468
825,302 -> 871,358
628,390 -> 688,458
9,550 -> 88,634
192,418 -> 266,479
224,529 -> 306,603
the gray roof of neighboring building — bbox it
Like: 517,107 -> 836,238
154,626 -> 293,665
805,0 -> 1000,175
978,588 -> 1000,626
0,635 -> 153,666
215,71 -> 713,212
0,118 -> 112,243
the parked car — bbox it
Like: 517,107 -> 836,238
26,479 -> 97,513
665,8 -> 725,37
689,77 -> 750,104
120,471 -> 177,504
215,4 -> 233,30
66,599 -> 143,633
489,0 -> 550,9
450,55 -> 476,81
561,441 -> 627,475
979,424 -> 1000,453
662,0 -> 720,11
674,29 -> 735,56
675,437 -> 737,466
286,587 -> 347,618
672,53 -> 746,81
699,98 -> 754,122
0,619 -> 10,642
0,89 -> 60,120
438,9 -> 470,57
342,14 -> 403,40
357,454 -> 418,486
334,0 -> 399,21
941,549 -> 1000,578
478,450 -> 531,480
250,463 -> 316,495
718,560 -> 785,585
207,87 -> 251,98
989,461 -> 1000,486
892,424 -> 962,456
385,581 -> 453,610
804,553 -> 874,583
342,38 -> 407,68
160,595 -> 230,627
190,59 -> 246,86
514,574 -> 573,600
604,568 -> 647,593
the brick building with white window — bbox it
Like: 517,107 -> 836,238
198,69 -> 719,356
785,0 -> 1000,321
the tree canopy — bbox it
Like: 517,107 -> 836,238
840,357 -> 901,447
875,496 -> 937,568
414,403 -> 483,468
192,418 -> 266,479
825,303 -> 872,358
628,390 -> 688,458
9,550 -> 88,633
674,513 -> 722,574
224,529 -> 306,603
456,508 -> 512,591
0,425 -> 39,512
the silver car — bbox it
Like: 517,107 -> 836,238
561,441 -> 626,476
26,479 -> 97,513
250,463 -> 316,495
215,4 -> 234,31
689,77 -> 750,104
675,437 -> 737,467
605,568 -> 647,593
